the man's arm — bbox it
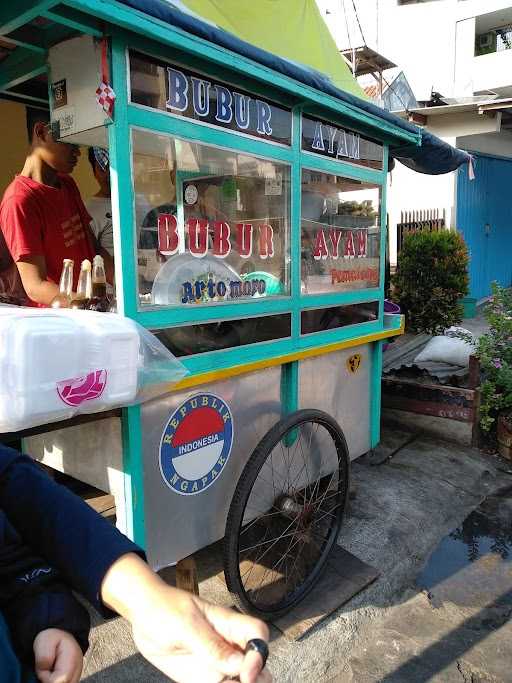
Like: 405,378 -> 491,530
16,255 -> 58,306
0,446 -> 270,683
101,553 -> 270,683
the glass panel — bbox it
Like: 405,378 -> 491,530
301,170 -> 381,295
302,115 -> 383,170
154,313 -> 291,357
132,128 -> 291,308
130,51 -> 292,145
301,301 -> 379,335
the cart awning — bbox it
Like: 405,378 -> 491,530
117,0 -> 470,175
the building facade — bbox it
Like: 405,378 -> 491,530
318,0 -> 512,300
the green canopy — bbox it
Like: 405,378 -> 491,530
181,0 -> 366,98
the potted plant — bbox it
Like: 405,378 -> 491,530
475,283 -> 512,457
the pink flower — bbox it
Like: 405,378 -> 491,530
493,359 -> 503,370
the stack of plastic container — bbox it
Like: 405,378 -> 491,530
0,307 -> 140,432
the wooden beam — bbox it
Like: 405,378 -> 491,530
478,101 -> 512,114
1,25 -> 47,53
0,48 -> 47,91
0,89 -> 48,106
42,6 -> 102,37
0,0 -> 58,36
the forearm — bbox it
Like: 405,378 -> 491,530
24,278 -> 59,305
0,447 -> 143,613
101,552 -> 169,622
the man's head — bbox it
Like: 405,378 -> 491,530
88,147 -> 110,195
26,106 -> 80,175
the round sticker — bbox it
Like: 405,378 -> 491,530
159,393 -> 234,496
347,353 -> 362,374
184,184 -> 198,205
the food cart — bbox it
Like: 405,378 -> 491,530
0,1 -> 470,619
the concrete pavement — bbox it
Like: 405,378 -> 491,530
82,427 -> 510,682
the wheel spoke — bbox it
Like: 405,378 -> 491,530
239,528 -> 300,555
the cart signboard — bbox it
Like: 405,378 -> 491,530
302,115 -> 384,170
130,51 -> 292,145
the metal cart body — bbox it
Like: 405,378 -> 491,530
0,2 -> 409,569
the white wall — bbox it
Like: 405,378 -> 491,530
316,0 -> 512,101
456,0 -> 512,21
427,111 -> 501,137
471,50 -> 512,96
387,148 -> 457,267
454,17 -> 476,97
316,0 -> 459,101
458,130 -> 512,157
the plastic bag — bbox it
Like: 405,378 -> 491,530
0,306 -> 188,432
414,328 -> 475,367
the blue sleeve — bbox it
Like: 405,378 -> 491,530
0,445 -> 145,616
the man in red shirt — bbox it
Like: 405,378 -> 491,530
0,108 -> 111,306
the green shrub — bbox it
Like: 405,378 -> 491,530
475,283 -> 512,432
392,230 -> 469,334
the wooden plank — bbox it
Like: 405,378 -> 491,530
383,394 -> 474,422
382,377 -> 477,423
0,409 -> 122,444
383,376 -> 476,400
176,556 -> 199,596
273,547 -> 379,641
83,491 -> 116,516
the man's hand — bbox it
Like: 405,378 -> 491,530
33,628 -> 83,683
101,553 -> 272,683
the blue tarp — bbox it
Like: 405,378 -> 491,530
118,0 -> 471,175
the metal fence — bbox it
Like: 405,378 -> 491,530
396,208 -> 446,255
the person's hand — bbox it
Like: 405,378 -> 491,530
101,553 -> 272,683
33,628 -> 83,683
131,590 -> 271,683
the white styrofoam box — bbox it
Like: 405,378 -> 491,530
0,308 -> 139,432
68,310 -> 140,412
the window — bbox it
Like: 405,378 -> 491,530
132,128 -> 291,308
301,301 -> 379,335
301,171 -> 381,295
154,313 -> 291,357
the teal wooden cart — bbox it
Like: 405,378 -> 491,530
0,1 -> 439,619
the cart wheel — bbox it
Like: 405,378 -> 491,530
223,409 -> 350,619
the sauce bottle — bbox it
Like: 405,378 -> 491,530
88,255 -> 109,311
70,259 -> 92,309
50,258 -> 74,308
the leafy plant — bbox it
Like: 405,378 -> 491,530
392,230 -> 469,334
475,283 -> 512,432
338,200 -> 377,218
